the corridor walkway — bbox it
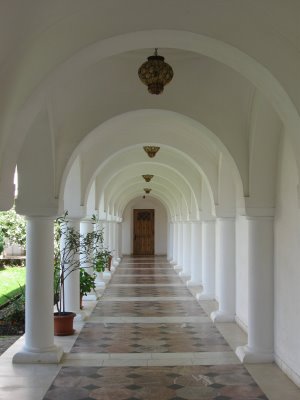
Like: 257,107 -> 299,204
43,257 -> 283,399
1,257 -> 300,399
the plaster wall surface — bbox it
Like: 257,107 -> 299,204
274,134 -> 300,382
235,215 -> 249,331
122,197 -> 167,255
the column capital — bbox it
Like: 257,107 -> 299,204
245,215 -> 274,222
216,216 -> 236,221
25,215 -> 55,222
189,219 -> 202,224
202,219 -> 216,224
240,205 -> 275,218
80,217 -> 94,224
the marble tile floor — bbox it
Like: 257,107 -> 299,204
104,286 -> 192,297
93,299 -> 207,317
0,256 -> 300,399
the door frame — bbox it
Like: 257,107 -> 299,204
133,209 -> 155,255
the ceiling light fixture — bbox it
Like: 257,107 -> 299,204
138,48 -> 174,95
143,146 -> 160,158
142,174 -> 154,182
144,188 -> 152,194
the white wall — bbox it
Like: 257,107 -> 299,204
274,134 -> 300,384
122,197 -> 168,255
235,215 -> 249,331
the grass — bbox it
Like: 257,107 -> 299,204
0,266 -> 26,306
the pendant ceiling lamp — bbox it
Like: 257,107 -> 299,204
142,174 -> 154,182
144,188 -> 152,194
143,146 -> 160,158
138,48 -> 174,94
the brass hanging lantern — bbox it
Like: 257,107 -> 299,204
143,146 -> 160,158
138,48 -> 174,94
142,174 -> 154,182
144,188 -> 152,194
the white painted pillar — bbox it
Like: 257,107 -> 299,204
13,217 -> 63,364
107,221 -> 114,250
211,217 -> 236,322
179,222 -> 191,278
113,222 -> 119,259
103,221 -> 109,248
112,222 -> 119,268
174,222 -> 183,271
187,221 -> 202,287
117,221 -> 122,260
171,222 -> 178,264
94,220 -> 106,290
80,218 -> 97,300
197,220 -> 215,299
236,216 -> 274,363
80,218 -> 94,275
167,222 -> 173,261
64,218 -> 81,316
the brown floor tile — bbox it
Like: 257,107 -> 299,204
44,365 -> 269,399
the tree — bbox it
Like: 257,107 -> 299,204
0,208 -> 26,248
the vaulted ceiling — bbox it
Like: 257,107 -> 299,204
0,1 -> 297,219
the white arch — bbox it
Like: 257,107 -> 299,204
2,29 -> 300,210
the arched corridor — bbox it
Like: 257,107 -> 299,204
1,1 -> 300,398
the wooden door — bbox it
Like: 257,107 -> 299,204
133,209 -> 154,255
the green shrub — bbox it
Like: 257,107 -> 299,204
0,286 -> 25,328
0,208 -> 26,248
0,232 -> 4,254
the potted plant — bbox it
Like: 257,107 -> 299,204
95,248 -> 112,273
53,212 -> 81,335
92,216 -> 112,274
53,212 -> 109,335
80,268 -> 96,309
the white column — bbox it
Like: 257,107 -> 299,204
171,222 -> 178,264
112,222 -> 119,268
236,216 -> 274,363
13,217 -> 63,363
211,217 -> 236,322
114,222 -> 119,259
108,221 -> 115,251
64,218 -> 81,317
167,222 -> 173,261
94,220 -> 106,290
197,220 -> 215,299
174,222 -> 183,271
179,222 -> 191,278
117,221 -> 122,260
187,221 -> 202,287
103,221 -> 109,248
80,218 -> 94,275
80,218 -> 97,301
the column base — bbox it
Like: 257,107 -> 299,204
112,260 -> 119,267
186,280 -> 201,287
13,345 -> 63,364
170,259 -> 177,265
75,310 -> 87,321
179,271 -> 190,279
116,257 -> 121,262
103,271 -> 112,279
196,292 -> 214,301
211,310 -> 235,322
95,281 -> 106,289
236,345 -> 274,363
174,264 -> 182,271
95,288 -> 105,299
83,293 -> 97,301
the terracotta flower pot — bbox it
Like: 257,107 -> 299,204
54,312 -> 76,336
